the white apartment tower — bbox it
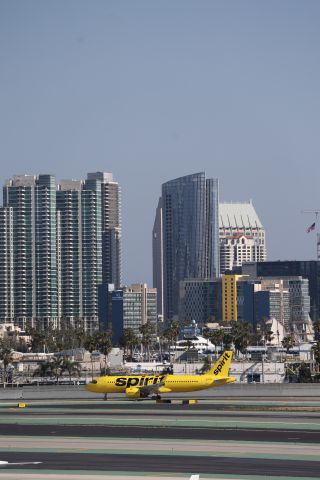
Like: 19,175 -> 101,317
87,172 -> 121,288
219,201 -> 266,274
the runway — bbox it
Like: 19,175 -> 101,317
1,423 -> 320,443
0,396 -> 320,479
0,451 -> 319,477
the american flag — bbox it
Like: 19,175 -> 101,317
307,222 -> 316,233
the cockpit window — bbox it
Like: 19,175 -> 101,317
91,380 -> 98,384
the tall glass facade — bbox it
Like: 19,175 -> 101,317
162,172 -> 219,321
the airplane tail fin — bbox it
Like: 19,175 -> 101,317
206,350 -> 233,377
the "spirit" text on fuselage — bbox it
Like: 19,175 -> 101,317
115,375 -> 166,388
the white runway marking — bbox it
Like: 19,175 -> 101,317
0,460 -> 42,466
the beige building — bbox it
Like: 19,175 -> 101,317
219,201 -> 266,273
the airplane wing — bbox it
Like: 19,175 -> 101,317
138,376 -> 168,397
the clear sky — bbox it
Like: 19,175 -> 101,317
1,1 -> 320,284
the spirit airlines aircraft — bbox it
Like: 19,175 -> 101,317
86,351 -> 235,399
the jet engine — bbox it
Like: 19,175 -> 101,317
125,387 -> 141,398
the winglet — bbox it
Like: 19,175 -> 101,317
207,351 -> 233,377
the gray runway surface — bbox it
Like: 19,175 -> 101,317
3,409 -> 320,420
2,396 -> 320,478
1,423 -> 320,443
0,451 -> 319,478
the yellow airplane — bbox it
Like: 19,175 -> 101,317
86,350 -> 235,399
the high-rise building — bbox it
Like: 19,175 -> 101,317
107,283 -> 157,343
242,261 -> 320,322
160,172 -> 219,322
87,172 -> 121,288
56,180 -> 83,322
254,279 -> 291,330
81,178 -> 102,331
0,172 -> 118,332
237,275 -> 313,342
3,175 -> 59,329
35,175 -> 58,325
219,201 -> 266,274
152,197 -> 163,319
57,178 -> 103,331
0,207 -> 14,322
222,274 -> 243,322
179,278 -> 221,325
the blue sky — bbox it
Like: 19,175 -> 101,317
1,1 -> 320,283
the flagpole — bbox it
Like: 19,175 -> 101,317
302,210 -> 320,259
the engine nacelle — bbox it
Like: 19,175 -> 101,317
125,387 -> 141,398
158,386 -> 172,393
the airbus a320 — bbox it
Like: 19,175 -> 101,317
86,350 -> 235,399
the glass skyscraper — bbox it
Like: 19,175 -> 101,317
160,172 -> 219,322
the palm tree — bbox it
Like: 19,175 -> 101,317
312,341 -> 320,372
298,363 -> 312,383
282,336 -> 294,356
161,321 -> 180,358
33,361 -> 52,380
231,321 -> 253,356
313,320 -> 320,341
96,332 -> 113,373
50,357 -> 65,384
256,319 -> 274,346
0,339 -> 14,383
199,355 -> 212,374
84,334 -> 98,380
203,328 -> 224,352
26,326 -> 47,353
120,328 -> 139,360
139,321 -> 155,361
61,358 -> 81,383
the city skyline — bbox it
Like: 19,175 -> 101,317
1,1 -> 320,285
